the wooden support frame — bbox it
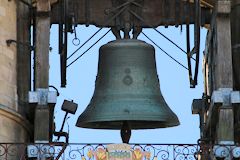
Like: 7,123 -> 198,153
50,0 -> 212,27
16,0 -> 32,120
213,0 -> 233,144
231,0 -> 240,144
34,0 -> 53,142
203,0 -> 234,146
16,0 -> 33,141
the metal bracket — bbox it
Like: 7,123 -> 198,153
6,39 -> 34,51
192,99 -> 204,114
211,88 -> 240,106
29,88 -> 57,105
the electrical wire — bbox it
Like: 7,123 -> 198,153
142,32 -> 189,71
67,29 -> 111,68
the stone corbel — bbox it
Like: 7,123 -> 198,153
211,88 -> 240,106
216,0 -> 231,14
33,0 -> 59,11
29,88 -> 57,105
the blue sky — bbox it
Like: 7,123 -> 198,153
49,25 -> 207,144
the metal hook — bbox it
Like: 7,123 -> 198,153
72,37 -> 80,46
72,25 -> 80,46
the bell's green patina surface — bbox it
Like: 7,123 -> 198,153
76,39 -> 179,129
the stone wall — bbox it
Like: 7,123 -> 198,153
0,0 -> 17,111
0,106 -> 30,142
0,0 -> 30,142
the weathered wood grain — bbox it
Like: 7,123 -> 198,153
50,0 -> 212,27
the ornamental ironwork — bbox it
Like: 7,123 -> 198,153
0,143 -> 240,160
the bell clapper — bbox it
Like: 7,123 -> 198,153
121,121 -> 131,143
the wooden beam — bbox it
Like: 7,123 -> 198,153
35,0 -> 51,89
216,108 -> 234,142
212,0 -> 233,144
203,0 -> 235,146
231,0 -> 240,90
50,0 -> 212,27
213,0 -> 233,90
34,0 -> 51,142
34,106 -> 50,140
231,0 -> 240,143
16,0 -> 32,125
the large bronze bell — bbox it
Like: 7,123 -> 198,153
76,39 -> 179,133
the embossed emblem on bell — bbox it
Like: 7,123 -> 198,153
76,39 -> 180,140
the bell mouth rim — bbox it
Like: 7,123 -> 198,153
76,120 -> 180,130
